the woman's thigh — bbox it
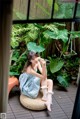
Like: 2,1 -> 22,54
40,78 -> 53,86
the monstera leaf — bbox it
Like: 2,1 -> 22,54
27,42 -> 45,53
50,58 -> 64,73
43,29 -> 68,43
57,75 -> 69,88
56,29 -> 68,43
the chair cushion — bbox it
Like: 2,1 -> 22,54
20,92 -> 46,110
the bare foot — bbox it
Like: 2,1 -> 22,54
44,102 -> 51,111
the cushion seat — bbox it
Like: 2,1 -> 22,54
20,92 -> 47,110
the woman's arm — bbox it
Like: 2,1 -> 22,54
37,61 -> 42,73
41,61 -> 47,80
27,66 -> 45,79
30,68 -> 45,79
38,58 -> 47,80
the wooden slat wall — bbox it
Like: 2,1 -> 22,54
13,0 -> 51,19
13,0 -> 28,19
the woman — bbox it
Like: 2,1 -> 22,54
19,51 -> 53,111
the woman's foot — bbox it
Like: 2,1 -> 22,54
44,91 -> 54,111
44,102 -> 51,111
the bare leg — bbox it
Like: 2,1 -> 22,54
45,79 -> 54,111
47,79 -> 53,92
40,79 -> 53,90
40,78 -> 48,101
40,78 -> 47,86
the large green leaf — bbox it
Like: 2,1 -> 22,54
50,58 -> 64,73
43,29 -> 68,43
9,71 -> 19,76
69,31 -> 80,39
54,2 -> 74,18
43,30 -> 57,40
56,29 -> 68,43
27,42 -> 45,53
57,75 -> 69,88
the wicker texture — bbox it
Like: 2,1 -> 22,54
20,92 -> 46,110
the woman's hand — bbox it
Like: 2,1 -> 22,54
38,57 -> 46,66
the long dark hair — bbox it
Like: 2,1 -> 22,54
23,51 -> 39,72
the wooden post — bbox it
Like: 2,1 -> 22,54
76,65 -> 80,85
0,0 -> 13,112
72,79 -> 80,119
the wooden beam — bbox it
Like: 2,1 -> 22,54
0,0 -> 13,112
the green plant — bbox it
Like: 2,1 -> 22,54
10,23 -> 80,89
27,42 -> 45,53
48,57 -> 69,88
50,58 -> 64,74
11,24 -> 39,49
54,0 -> 75,18
64,57 -> 79,79
9,50 -> 28,76
10,39 -> 45,77
57,75 -> 69,88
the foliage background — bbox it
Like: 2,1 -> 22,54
11,0 -> 80,88
10,23 -> 80,88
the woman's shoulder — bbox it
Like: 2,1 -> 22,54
26,66 -> 32,74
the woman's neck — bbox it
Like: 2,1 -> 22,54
31,64 -> 37,70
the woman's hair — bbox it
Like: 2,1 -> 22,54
23,51 -> 39,72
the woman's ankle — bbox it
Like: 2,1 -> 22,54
44,102 -> 52,111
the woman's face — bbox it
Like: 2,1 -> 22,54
31,56 -> 39,65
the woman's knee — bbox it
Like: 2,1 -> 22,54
47,79 -> 53,85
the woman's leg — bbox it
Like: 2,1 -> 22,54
46,79 -> 53,111
47,79 -> 53,92
40,79 -> 53,93
40,79 -> 53,111
40,78 -> 48,101
40,78 -> 47,86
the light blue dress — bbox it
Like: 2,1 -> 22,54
19,72 -> 40,98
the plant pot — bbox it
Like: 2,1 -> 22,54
8,76 -> 19,96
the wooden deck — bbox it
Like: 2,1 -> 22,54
7,84 -> 77,119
